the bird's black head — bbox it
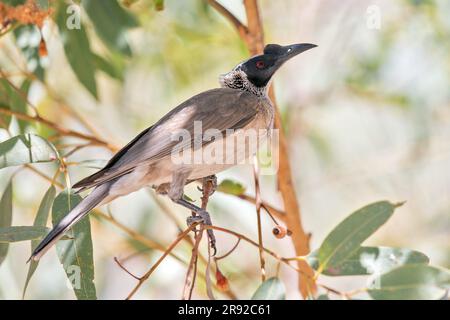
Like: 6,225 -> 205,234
239,43 -> 317,88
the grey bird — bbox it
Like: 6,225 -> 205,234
30,43 -> 316,261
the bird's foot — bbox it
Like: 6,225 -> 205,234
186,209 -> 217,256
197,175 -> 217,196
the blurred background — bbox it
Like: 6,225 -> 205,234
0,0 -> 449,299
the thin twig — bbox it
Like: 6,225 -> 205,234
114,257 -> 141,280
215,238 -> 240,260
182,225 -> 203,300
253,155 -> 266,282
126,223 -> 200,300
0,108 -> 115,149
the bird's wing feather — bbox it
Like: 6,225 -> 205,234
73,88 -> 261,189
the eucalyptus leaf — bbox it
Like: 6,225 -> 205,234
82,0 -> 138,56
308,246 -> 429,276
0,134 -> 59,169
93,54 -> 123,81
251,277 -> 285,300
368,265 -> 450,300
317,201 -> 402,273
217,179 -> 246,196
52,190 -> 97,300
0,226 -> 50,242
0,181 -> 13,266
23,185 -> 56,298
0,78 -> 31,132
55,4 -> 98,99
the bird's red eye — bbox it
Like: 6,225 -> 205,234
256,60 -> 265,69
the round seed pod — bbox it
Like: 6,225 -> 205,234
272,225 -> 287,239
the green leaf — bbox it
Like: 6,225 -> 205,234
55,5 -> 98,99
308,246 -> 429,276
0,78 -> 31,131
368,265 -> 450,300
52,190 -> 97,300
82,0 -> 139,56
13,25 -> 45,81
251,277 -> 286,300
317,201 -> 403,273
93,54 -> 123,81
0,134 -> 59,169
0,181 -> 13,266
0,226 -> 50,242
23,185 -> 56,298
217,179 -> 246,196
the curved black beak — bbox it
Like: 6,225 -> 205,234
277,43 -> 317,64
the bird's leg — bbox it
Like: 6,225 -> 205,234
174,198 -> 216,253
167,169 -> 217,254
196,175 -> 217,196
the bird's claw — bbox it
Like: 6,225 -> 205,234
197,175 -> 217,196
186,209 -> 217,256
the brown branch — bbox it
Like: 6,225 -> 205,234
182,225 -> 203,300
182,177 -> 215,299
253,156 -> 266,282
237,194 -> 286,221
0,108 -> 117,150
114,257 -> 141,280
206,0 -> 249,42
243,0 -> 264,55
207,225 -> 306,275
215,238 -> 240,260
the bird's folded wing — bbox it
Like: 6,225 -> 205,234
73,88 -> 261,190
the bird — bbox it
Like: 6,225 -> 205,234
30,43 -> 317,261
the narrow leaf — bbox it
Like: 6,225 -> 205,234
23,185 -> 56,298
0,79 -> 30,130
82,0 -> 139,56
15,79 -> 32,133
368,265 -> 450,300
0,181 -> 13,266
317,201 -> 402,272
308,246 -> 429,276
93,54 -> 123,81
55,4 -> 98,99
251,277 -> 286,300
0,226 -> 50,242
52,190 -> 97,300
217,179 -> 246,196
0,134 -> 59,169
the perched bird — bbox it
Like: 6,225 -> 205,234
30,43 -> 316,261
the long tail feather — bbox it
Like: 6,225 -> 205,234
29,184 -> 110,261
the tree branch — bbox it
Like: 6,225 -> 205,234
206,0 -> 248,42
0,108 -> 117,150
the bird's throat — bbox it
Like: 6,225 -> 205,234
219,69 -> 268,97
